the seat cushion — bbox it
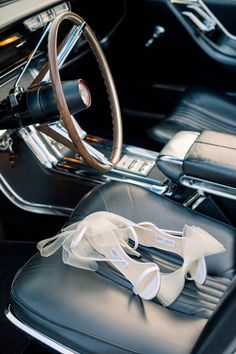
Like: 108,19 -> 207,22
11,251 -> 206,354
11,182 -> 236,354
148,87 -> 236,144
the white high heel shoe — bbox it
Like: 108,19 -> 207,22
96,212 -> 225,305
37,211 -> 225,306
129,222 -> 207,285
130,222 -> 225,306
37,214 -> 160,301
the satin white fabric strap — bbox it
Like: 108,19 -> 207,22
130,222 -> 206,285
37,217 -> 161,300
38,226 -> 139,266
37,211 -> 225,306
133,265 -> 160,300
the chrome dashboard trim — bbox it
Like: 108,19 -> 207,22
6,307 -> 78,354
18,127 -> 58,169
0,172 -> 72,216
0,0 -> 62,30
15,23 -> 51,89
180,175 -> 236,201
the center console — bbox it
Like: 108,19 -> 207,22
157,130 -> 236,200
0,121 -> 170,217
20,122 -> 169,194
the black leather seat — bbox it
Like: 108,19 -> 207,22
148,87 -> 236,145
10,182 -> 236,354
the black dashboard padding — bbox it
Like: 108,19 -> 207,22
184,130 -> 236,187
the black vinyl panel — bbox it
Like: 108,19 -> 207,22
0,136 -> 95,208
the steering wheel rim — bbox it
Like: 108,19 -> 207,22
47,12 -> 123,171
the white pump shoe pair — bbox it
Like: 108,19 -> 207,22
38,211 -> 225,306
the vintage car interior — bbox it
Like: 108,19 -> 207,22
1,0 -> 236,353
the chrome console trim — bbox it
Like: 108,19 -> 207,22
19,121 -> 169,193
72,168 -> 169,195
158,131 -> 199,162
0,125 -> 169,217
180,175 -> 236,201
158,155 -> 183,166
0,172 -> 72,216
6,307 -> 78,354
157,131 -> 199,182
125,145 -> 158,159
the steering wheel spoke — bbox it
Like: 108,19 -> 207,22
82,140 -> 113,167
71,115 -> 87,140
43,22 -> 86,83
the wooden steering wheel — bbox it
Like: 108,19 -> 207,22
35,12 -> 123,171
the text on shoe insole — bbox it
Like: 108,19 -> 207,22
155,236 -> 176,248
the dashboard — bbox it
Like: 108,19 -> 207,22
0,0 -> 125,102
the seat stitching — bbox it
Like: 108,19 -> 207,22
172,103 -> 236,126
180,100 -> 236,125
173,108 -> 233,130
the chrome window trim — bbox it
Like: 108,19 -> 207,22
6,307 -> 78,354
180,175 -> 236,201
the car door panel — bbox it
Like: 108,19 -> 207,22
107,0 -> 236,126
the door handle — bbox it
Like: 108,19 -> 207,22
182,11 -> 215,32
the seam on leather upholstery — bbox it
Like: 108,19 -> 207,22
97,259 -> 230,319
180,100 -> 236,125
196,140 -> 236,152
172,107 -> 235,131
127,184 -> 138,218
98,188 -> 110,212
149,87 -> 236,143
